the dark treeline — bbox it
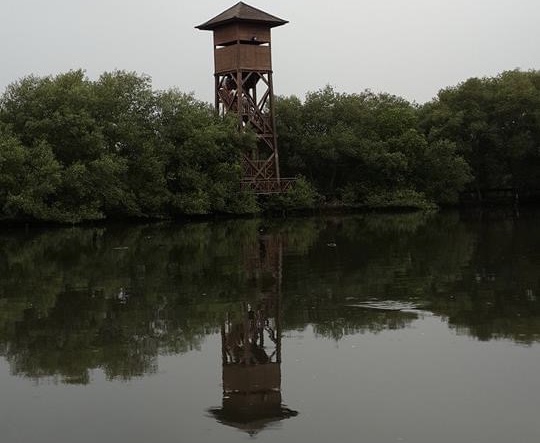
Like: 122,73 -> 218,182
1,69 -> 539,223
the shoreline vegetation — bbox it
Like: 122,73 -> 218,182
1,69 -> 539,224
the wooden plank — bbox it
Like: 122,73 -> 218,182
215,45 -> 272,73
223,363 -> 281,393
214,23 -> 271,46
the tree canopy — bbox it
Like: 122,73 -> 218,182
419,70 -> 540,192
276,86 -> 472,207
0,70 -> 257,223
0,69 -> 539,223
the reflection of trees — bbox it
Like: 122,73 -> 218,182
0,221 -> 265,383
280,211 -> 540,344
2,286 -> 216,384
0,218 -> 322,384
2,211 -> 540,383
309,307 -> 418,341
429,213 -> 540,344
281,212 -> 475,339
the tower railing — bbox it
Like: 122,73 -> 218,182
240,178 -> 295,194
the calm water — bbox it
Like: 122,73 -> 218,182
1,211 -> 539,443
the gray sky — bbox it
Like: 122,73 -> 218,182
1,0 -> 539,104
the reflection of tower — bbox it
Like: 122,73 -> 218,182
209,229 -> 297,435
196,2 -> 294,194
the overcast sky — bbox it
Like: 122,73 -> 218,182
1,0 -> 539,104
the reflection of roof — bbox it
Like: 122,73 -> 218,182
196,2 -> 288,30
208,402 -> 298,436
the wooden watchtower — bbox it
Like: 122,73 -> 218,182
196,2 -> 293,194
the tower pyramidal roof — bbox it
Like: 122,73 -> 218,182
196,2 -> 288,30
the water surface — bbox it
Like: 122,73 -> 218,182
1,211 -> 539,443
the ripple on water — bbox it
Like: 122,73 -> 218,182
346,300 -> 422,312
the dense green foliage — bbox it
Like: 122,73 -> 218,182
419,70 -> 540,192
276,87 -> 472,207
0,70 -> 257,223
1,69 -> 539,223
